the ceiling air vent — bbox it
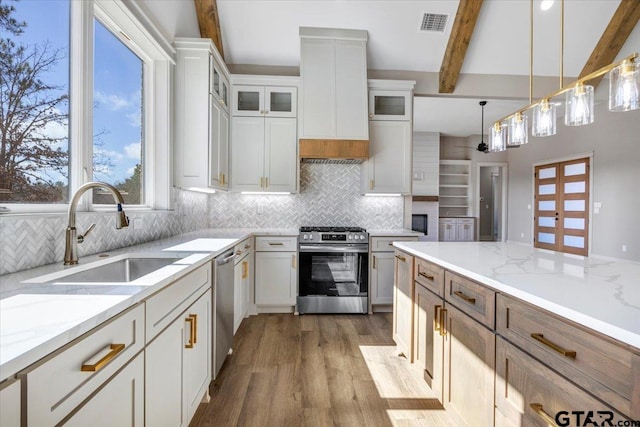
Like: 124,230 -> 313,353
420,13 -> 449,32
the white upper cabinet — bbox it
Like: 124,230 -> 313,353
299,27 -> 368,140
232,85 -> 297,118
361,80 -> 415,195
230,76 -> 299,193
174,38 -> 230,191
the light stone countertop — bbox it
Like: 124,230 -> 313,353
393,241 -> 640,350
0,228 -> 298,381
367,229 -> 423,237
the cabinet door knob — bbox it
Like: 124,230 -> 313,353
369,113 -> 373,119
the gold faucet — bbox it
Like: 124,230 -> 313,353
64,182 -> 129,265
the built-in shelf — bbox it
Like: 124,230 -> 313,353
439,160 -> 471,217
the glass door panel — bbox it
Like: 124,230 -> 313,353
232,85 -> 263,116
368,90 -> 411,120
265,86 -> 297,117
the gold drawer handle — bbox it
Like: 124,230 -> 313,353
395,255 -> 406,262
372,255 -> 376,269
235,250 -> 242,256
453,290 -> 476,304
269,242 -> 284,246
419,272 -> 435,281
292,254 -> 296,269
439,308 -> 447,336
242,261 -> 248,278
185,314 -> 197,349
244,244 -> 251,249
387,242 -> 394,246
434,305 -> 442,332
81,343 -> 125,372
530,403 -> 560,427
530,333 -> 576,358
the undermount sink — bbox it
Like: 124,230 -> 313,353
55,257 -> 183,283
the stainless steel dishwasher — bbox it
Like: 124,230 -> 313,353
214,249 -> 235,378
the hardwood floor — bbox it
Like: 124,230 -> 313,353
191,313 -> 458,427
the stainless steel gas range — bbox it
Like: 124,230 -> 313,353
297,226 -> 368,314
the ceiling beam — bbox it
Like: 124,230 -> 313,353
194,0 -> 225,59
439,0 -> 484,94
578,0 -> 640,87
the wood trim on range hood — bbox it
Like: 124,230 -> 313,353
299,139 -> 369,161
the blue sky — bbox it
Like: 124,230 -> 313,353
5,0 -> 142,185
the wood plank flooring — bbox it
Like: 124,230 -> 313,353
190,314 -> 458,427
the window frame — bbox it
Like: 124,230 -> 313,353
0,0 -> 174,214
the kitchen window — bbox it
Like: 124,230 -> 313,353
0,0 -> 172,212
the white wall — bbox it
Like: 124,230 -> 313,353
507,101 -> 640,261
139,0 -> 199,39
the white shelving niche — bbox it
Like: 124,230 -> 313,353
439,160 -> 471,217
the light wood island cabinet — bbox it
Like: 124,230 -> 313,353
395,248 -> 640,426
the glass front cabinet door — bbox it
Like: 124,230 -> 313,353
368,89 -> 411,121
210,59 -> 229,111
232,85 -> 297,118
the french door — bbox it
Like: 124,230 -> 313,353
534,157 -> 590,256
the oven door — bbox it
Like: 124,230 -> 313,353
298,244 -> 368,297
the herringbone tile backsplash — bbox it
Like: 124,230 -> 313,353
0,164 -> 403,275
209,163 -> 403,229
0,189 -> 209,275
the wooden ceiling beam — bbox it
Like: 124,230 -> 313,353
439,0 -> 484,94
194,0 -> 225,59
578,0 -> 640,87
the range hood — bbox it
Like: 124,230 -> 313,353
299,139 -> 369,164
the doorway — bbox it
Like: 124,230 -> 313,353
476,162 -> 507,241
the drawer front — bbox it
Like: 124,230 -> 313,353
371,236 -> 419,252
497,294 -> 639,418
255,236 -> 297,252
0,378 -> 20,427
457,218 -> 474,225
496,336 -> 629,427
25,304 -> 144,427
146,262 -> 212,342
234,236 -> 254,259
445,271 -> 495,329
414,257 -> 445,297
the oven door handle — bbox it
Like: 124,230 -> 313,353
299,245 -> 369,254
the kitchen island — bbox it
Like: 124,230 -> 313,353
392,241 -> 640,426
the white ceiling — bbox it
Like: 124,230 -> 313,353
142,0 -> 640,137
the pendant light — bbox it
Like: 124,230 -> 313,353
609,59 -> 640,112
565,82 -> 594,126
508,112 -> 528,146
532,99 -> 557,137
490,122 -> 506,152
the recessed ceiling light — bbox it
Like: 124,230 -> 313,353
541,0 -> 554,11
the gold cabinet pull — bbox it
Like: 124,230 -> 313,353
453,290 -> 476,304
292,254 -> 296,269
419,271 -> 435,281
236,250 -> 242,256
244,244 -> 251,249
265,177 -> 269,188
395,255 -> 406,263
269,242 -> 284,246
439,308 -> 447,336
185,315 -> 196,349
387,242 -> 393,246
530,403 -> 560,427
260,177 -> 264,188
242,260 -> 248,278
372,255 -> 376,269
81,343 -> 125,372
369,179 -> 374,190
530,333 -> 576,358
434,305 -> 442,332
191,314 -> 198,344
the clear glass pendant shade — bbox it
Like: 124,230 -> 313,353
609,60 -> 640,112
565,83 -> 594,126
489,123 -> 506,152
508,112 -> 528,146
532,99 -> 556,137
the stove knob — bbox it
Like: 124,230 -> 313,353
359,235 -> 365,240
303,235 -> 308,240
309,234 -> 313,240
348,235 -> 353,240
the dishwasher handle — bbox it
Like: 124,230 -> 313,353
217,250 -> 236,265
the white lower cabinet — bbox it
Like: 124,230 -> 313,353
255,251 -> 297,306
439,218 -> 475,241
146,289 -> 212,426
23,304 -> 145,426
64,353 -> 144,427
234,238 -> 253,334
0,378 -> 21,427
370,251 -> 395,305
